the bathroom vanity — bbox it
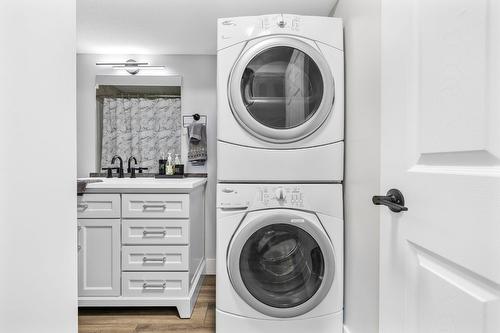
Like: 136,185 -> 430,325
77,177 -> 206,318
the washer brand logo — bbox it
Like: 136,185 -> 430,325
290,218 -> 305,223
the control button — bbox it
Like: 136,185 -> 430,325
291,17 -> 300,31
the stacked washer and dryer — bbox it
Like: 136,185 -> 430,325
216,14 -> 344,333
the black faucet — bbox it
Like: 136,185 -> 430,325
111,155 -> 124,178
127,156 -> 137,173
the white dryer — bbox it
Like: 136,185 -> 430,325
216,183 -> 343,333
217,14 -> 344,182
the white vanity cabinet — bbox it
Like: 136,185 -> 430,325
77,178 -> 206,319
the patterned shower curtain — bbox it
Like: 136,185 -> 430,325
101,97 -> 181,173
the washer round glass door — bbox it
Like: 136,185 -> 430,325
228,37 -> 335,143
227,210 -> 335,318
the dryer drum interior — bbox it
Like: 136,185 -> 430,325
228,36 -> 335,143
240,46 -> 324,129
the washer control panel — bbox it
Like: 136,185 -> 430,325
258,186 -> 304,208
218,184 -> 342,218
217,185 -> 305,209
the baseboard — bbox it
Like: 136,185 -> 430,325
205,258 -> 216,274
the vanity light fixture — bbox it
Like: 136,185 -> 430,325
96,59 -> 166,75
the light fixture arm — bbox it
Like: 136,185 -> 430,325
95,59 -> 165,75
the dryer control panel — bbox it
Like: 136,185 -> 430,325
261,14 -> 301,33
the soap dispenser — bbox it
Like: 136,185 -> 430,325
166,152 -> 174,175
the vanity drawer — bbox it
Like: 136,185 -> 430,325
122,246 -> 189,271
122,220 -> 189,245
122,194 -> 189,218
77,194 -> 120,218
122,272 -> 188,298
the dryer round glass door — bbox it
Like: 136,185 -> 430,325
227,210 -> 335,318
228,37 -> 335,143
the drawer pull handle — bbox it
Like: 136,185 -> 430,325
143,282 -> 166,289
77,203 -> 88,210
143,230 -> 167,237
142,204 -> 166,210
143,256 -> 167,263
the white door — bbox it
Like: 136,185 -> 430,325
379,1 -> 500,332
78,219 -> 121,297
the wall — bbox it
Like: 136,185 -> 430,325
332,2 -> 381,333
77,54 -> 217,272
0,1 -> 77,332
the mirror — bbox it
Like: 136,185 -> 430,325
95,75 -> 182,174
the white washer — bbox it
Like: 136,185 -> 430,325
216,183 -> 343,333
217,14 -> 344,182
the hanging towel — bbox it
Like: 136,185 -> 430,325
187,122 -> 207,165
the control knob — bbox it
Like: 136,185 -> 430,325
275,187 -> 286,201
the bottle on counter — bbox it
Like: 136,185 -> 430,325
159,152 -> 167,175
174,153 -> 184,176
166,152 -> 174,175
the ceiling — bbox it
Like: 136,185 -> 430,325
77,0 -> 337,55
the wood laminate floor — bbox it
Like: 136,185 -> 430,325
79,275 -> 215,333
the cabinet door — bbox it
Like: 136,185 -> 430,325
78,219 -> 121,297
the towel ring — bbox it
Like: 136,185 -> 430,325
182,114 -> 207,128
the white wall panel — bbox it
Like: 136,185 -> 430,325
0,0 -> 77,331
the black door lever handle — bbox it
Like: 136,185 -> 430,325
372,189 -> 408,213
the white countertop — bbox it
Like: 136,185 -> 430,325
79,177 -> 207,193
